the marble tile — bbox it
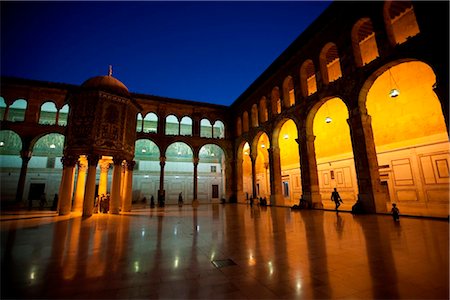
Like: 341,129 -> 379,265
1,204 -> 448,299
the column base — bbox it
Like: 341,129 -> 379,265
192,199 -> 200,208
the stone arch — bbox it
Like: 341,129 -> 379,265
134,138 -> 161,203
384,0 -> 420,46
199,143 -> 226,200
165,114 -> 179,135
0,129 -> 22,155
352,17 -> 379,67
237,139 -> 252,202
200,118 -> 213,138
143,112 -> 158,133
165,141 -> 194,203
180,116 -> 193,136
242,111 -> 249,133
259,97 -> 268,123
300,60 -> 317,97
212,120 -> 225,139
319,42 -> 342,84
38,101 -> 58,125
252,131 -> 271,199
282,76 -> 295,108
361,60 -> 448,215
251,104 -> 259,127
271,87 -> 281,115
57,104 -> 69,126
7,99 -> 27,122
136,113 -> 144,132
236,117 -> 242,136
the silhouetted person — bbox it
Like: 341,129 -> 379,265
51,194 -> 59,211
391,203 -> 400,221
331,188 -> 343,211
178,192 -> 183,207
150,195 -> 155,208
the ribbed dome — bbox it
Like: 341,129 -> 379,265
81,75 -> 130,97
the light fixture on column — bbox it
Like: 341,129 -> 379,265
283,134 -> 289,139
261,143 -> 265,149
141,149 -> 146,153
49,143 -> 56,149
0,141 -> 4,147
388,68 -> 400,98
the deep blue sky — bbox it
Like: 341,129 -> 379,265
1,1 -> 331,106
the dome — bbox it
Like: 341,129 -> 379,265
81,75 -> 130,97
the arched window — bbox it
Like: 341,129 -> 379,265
7,99 -> 27,122
300,60 -> 317,97
39,102 -> 57,125
165,115 -> 179,135
282,76 -> 295,107
320,43 -> 342,84
180,116 -> 192,136
57,104 -> 69,126
259,97 -> 268,123
0,97 -> 6,121
251,104 -> 259,127
352,18 -> 379,67
236,117 -> 242,136
200,118 -> 212,138
136,113 -> 144,132
384,0 -> 420,46
143,112 -> 158,133
213,120 -> 225,139
242,111 -> 249,133
271,87 -> 281,115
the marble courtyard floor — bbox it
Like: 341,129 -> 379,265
1,204 -> 448,299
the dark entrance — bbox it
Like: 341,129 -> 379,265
28,183 -> 45,208
212,184 -> 219,198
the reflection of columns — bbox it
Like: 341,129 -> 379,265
236,158 -> 244,201
110,157 -> 124,214
297,131 -> 322,208
225,158 -> 234,200
193,157 -> 199,201
268,146 -> 283,206
347,112 -> 387,213
250,153 -> 257,199
98,161 -> 110,197
82,155 -> 99,217
59,156 -> 78,215
16,150 -> 31,203
158,156 -> 166,204
121,161 -> 135,212
73,157 -> 88,212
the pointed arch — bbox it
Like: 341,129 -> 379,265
180,116 -> 193,136
300,60 -> 317,97
200,118 -> 212,138
320,42 -> 342,84
282,76 -> 295,108
384,0 -> 420,46
352,18 -> 379,67
165,114 -> 179,135
7,99 -> 27,122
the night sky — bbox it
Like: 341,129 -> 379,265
1,1 -> 331,106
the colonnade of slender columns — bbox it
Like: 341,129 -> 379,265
121,161 -> 135,212
82,155 -> 99,217
72,157 -> 87,212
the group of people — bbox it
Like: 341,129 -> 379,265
95,194 -> 110,214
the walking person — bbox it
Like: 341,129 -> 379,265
391,203 -> 400,222
331,188 -> 343,211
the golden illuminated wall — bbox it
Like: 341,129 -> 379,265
367,61 -> 447,148
279,120 -> 299,167
313,98 -> 352,159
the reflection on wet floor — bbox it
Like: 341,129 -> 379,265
1,204 -> 448,299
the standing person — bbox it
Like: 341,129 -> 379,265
178,192 -> 183,207
331,188 -> 343,211
150,195 -> 155,208
391,203 -> 400,221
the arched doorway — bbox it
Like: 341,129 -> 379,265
134,139 -> 160,204
165,142 -> 193,204
313,98 -> 358,209
0,130 -> 22,202
241,141 -> 252,202
254,133 -> 271,201
365,61 -> 449,217
198,144 -> 225,202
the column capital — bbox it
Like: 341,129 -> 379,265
113,157 -> 125,165
20,150 -> 32,161
77,160 -> 88,172
193,157 -> 199,166
126,160 -> 136,171
87,154 -> 100,167
61,155 -> 78,168
160,156 -> 166,166
100,161 -> 111,172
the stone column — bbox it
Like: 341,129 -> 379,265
347,111 -> 387,213
268,146 -> 283,206
250,153 -> 257,199
98,160 -> 110,197
82,155 -> 99,217
193,157 -> 199,201
297,131 -> 322,208
121,160 -> 135,212
58,156 -> 78,215
158,156 -> 166,206
236,158 -> 244,202
16,150 -> 32,203
72,157 -> 88,212
110,157 -> 124,214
